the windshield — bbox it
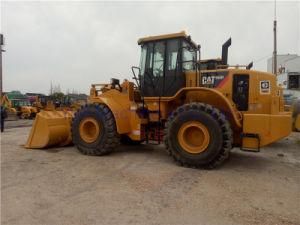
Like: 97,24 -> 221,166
138,40 -> 197,76
138,38 -> 197,97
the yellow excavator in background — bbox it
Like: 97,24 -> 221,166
1,94 -> 18,120
33,95 -> 84,112
25,32 -> 292,168
31,95 -> 56,112
26,106 -> 37,119
2,93 -> 37,119
15,103 -> 37,119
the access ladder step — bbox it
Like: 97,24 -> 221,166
240,133 -> 260,152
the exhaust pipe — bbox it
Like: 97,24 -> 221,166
246,61 -> 253,70
222,38 -> 231,65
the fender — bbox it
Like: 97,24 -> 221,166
90,89 -> 132,134
145,87 -> 242,129
183,88 -> 242,129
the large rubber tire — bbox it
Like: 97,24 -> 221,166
71,104 -> 120,156
292,99 -> 300,118
164,103 -> 232,169
293,100 -> 300,132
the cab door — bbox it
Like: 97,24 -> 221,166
142,41 -> 165,97
164,39 -> 181,96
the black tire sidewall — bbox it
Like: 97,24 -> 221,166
72,105 -> 108,150
168,110 -> 223,164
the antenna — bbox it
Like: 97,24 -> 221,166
273,0 -> 277,76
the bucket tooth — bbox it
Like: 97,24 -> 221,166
25,111 -> 74,149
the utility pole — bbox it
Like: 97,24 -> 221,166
0,34 -> 4,98
273,0 -> 277,76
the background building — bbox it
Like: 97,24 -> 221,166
267,54 -> 300,100
5,90 -> 30,108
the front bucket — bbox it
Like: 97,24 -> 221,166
25,110 -> 74,149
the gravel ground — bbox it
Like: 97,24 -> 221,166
1,124 -> 299,225
4,119 -> 33,129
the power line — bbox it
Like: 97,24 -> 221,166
253,54 -> 272,64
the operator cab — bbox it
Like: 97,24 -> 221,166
137,31 -> 199,97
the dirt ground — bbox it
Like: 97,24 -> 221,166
1,121 -> 300,225
4,119 -> 33,129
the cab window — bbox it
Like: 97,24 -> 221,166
152,42 -> 165,77
139,45 -> 147,75
166,39 -> 179,71
144,43 -> 153,76
182,41 -> 196,71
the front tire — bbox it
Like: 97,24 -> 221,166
71,104 -> 120,156
164,103 -> 232,169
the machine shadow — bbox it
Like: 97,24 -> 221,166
41,144 -> 272,172
222,149 -> 272,171
112,145 -> 272,171
43,145 -> 75,153
114,144 -> 157,155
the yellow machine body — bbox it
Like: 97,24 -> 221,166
84,67 -> 292,150
25,32 -> 292,154
89,82 -> 142,141
139,69 -> 291,150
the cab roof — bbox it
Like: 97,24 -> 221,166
138,31 -> 198,49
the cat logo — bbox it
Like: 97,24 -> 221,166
202,75 -> 225,85
260,80 -> 270,94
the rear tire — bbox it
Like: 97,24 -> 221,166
71,104 -> 120,156
293,100 -> 300,132
164,103 -> 232,169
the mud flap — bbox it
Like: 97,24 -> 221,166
25,110 -> 74,149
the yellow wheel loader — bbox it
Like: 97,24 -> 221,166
25,31 -> 292,168
17,106 -> 37,119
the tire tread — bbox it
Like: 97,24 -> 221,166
164,102 -> 233,169
71,104 -> 120,156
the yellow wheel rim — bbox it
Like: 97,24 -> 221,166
79,117 -> 101,143
177,121 -> 210,154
